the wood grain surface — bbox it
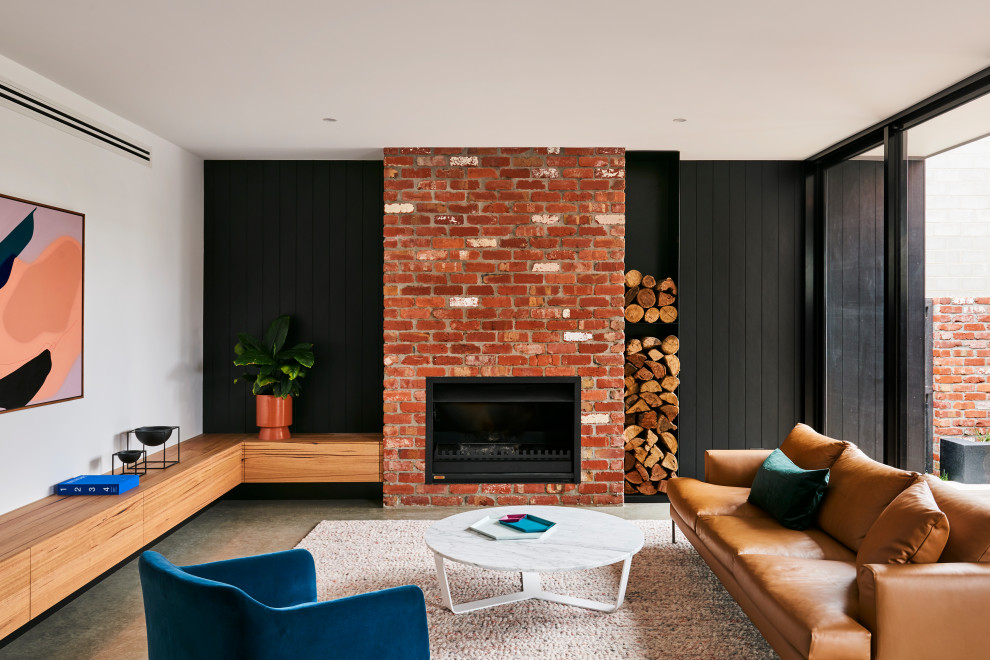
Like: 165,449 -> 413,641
0,432 -> 383,638
243,434 -> 382,482
0,550 -> 29,637
30,497 -> 144,615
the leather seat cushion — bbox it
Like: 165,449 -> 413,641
696,515 -> 854,572
779,423 -> 851,470
667,478 -> 771,532
924,474 -> 990,562
734,555 -> 870,659
816,447 -> 916,552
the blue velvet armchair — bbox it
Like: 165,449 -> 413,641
139,549 -> 430,659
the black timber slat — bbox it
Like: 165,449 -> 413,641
711,161 -> 730,454
202,162 -> 225,433
327,162 -> 349,430
362,162 -> 385,430
696,161 -> 714,470
311,161 -> 333,429
294,162 -> 315,431
777,162 -> 801,442
744,162 -> 764,448
761,163 -> 780,452
727,162 -> 748,450
677,161 -> 698,480
261,163 -> 282,346
227,161 -> 249,433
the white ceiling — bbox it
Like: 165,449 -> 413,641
1,0 -> 989,161
855,93 -> 990,160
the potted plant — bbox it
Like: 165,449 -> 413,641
233,315 -> 314,441
940,430 -> 990,484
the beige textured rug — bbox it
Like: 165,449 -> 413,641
296,519 -> 777,660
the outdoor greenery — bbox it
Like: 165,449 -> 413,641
233,315 -> 315,398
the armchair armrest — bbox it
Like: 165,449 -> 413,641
858,562 -> 990,659
704,449 -> 772,487
247,584 -> 430,659
182,548 -> 317,608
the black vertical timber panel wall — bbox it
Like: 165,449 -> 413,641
823,160 -> 884,459
204,161 -> 384,433
678,161 -> 804,479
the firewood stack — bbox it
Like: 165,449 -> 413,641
624,270 -> 677,324
623,335 -> 679,494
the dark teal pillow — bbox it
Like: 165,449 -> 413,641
748,448 -> 830,530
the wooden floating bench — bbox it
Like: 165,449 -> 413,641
0,432 -> 382,639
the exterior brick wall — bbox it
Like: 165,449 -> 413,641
931,296 -> 990,472
382,147 -> 626,506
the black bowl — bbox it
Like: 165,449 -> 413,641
116,450 -> 144,464
134,426 -> 173,446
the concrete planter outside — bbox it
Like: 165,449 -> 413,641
941,437 -> 990,484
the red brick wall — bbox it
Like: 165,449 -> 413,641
382,147 -> 626,506
931,297 -> 990,472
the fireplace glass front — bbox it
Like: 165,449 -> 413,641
425,377 -> 581,484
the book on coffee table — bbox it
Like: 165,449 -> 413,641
468,514 -> 557,540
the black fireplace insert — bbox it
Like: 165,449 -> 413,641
425,376 -> 581,484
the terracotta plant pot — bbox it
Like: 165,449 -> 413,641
256,394 -> 293,441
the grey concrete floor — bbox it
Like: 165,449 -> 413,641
0,499 -> 669,659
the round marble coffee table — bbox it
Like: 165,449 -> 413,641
424,505 -> 644,614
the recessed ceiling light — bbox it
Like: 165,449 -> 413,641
673,118 -> 687,123
322,117 -> 337,122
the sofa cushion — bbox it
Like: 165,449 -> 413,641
816,446 -> 916,552
734,555 -> 870,659
667,478 -> 770,532
748,449 -> 830,530
857,478 -> 950,565
923,474 -> 990,562
779,423 -> 850,470
696,515 -> 854,573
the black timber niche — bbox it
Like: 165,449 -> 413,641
203,161 -> 384,434
624,151 -> 680,500
626,151 -> 679,287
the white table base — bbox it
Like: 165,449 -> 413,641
433,553 -> 632,614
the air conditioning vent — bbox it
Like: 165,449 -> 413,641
0,76 -> 151,165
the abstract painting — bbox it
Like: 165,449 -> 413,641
0,193 -> 83,414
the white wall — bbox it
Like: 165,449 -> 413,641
0,55 -> 203,514
925,135 -> 990,298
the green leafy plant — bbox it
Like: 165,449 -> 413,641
233,315 -> 314,398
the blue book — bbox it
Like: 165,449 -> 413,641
56,474 -> 140,496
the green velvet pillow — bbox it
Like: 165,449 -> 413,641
748,448 -> 830,530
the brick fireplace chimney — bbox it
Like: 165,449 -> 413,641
382,148 -> 626,506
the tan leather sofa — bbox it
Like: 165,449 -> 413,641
667,424 -> 990,660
